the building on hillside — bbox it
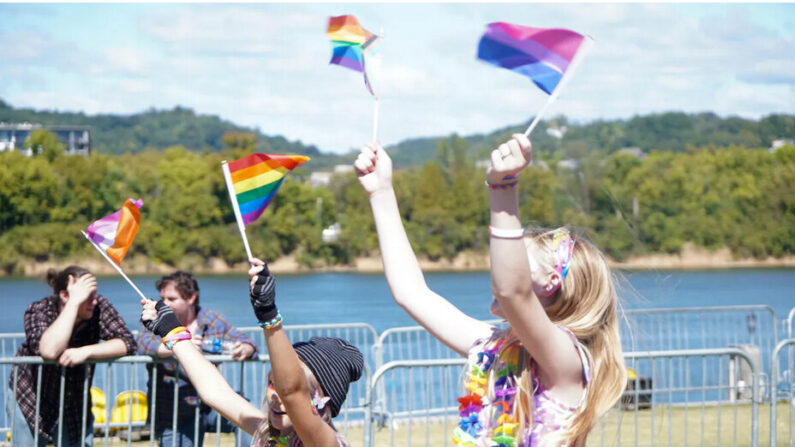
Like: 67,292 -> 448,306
769,139 -> 794,153
0,123 -> 92,156
615,147 -> 648,160
309,165 -> 355,188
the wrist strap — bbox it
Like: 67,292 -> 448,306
489,226 -> 525,239
162,327 -> 191,350
258,312 -> 283,330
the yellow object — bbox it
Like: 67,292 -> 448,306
111,390 -> 148,424
90,387 -> 107,425
627,368 -> 637,380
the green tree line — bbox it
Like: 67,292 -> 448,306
0,131 -> 792,274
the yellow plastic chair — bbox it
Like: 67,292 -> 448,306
111,390 -> 148,425
90,387 -> 107,425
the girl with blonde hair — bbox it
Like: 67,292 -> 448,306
354,134 -> 625,446
141,260 -> 363,447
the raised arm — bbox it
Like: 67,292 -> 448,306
140,299 -> 265,435
248,259 -> 340,447
487,134 -> 582,387
354,143 -> 492,356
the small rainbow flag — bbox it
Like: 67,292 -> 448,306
327,14 -> 381,96
85,199 -> 143,265
477,22 -> 588,95
225,153 -> 310,226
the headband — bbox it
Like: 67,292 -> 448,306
550,228 -> 575,280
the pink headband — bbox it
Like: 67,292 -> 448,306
550,228 -> 575,280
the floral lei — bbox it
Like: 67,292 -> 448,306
453,333 -> 521,447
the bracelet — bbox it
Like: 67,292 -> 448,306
258,312 -> 283,330
485,174 -> 519,189
162,327 -> 191,350
489,226 -> 525,239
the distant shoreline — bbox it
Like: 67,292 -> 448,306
4,243 -> 793,278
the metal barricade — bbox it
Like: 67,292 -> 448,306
623,305 -> 777,380
592,348 -> 759,447
787,307 -> 795,339
365,348 -> 759,447
770,338 -> 795,447
0,352 -> 370,447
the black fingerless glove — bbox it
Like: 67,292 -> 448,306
250,264 -> 278,323
142,300 -> 183,338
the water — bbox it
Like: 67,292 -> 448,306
0,269 -> 793,418
0,269 -> 792,334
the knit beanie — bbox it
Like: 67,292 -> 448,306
292,337 -> 364,418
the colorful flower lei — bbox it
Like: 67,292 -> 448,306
453,334 -> 521,447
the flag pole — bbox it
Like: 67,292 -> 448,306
81,231 -> 148,301
524,35 -> 595,137
221,160 -> 254,262
372,97 -> 380,143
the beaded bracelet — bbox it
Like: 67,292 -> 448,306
485,174 -> 519,189
162,326 -> 191,350
258,312 -> 283,330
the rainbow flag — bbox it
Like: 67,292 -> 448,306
86,199 -> 142,265
226,153 -> 310,226
327,14 -> 380,96
477,22 -> 587,95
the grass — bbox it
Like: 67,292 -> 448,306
57,402 -> 795,447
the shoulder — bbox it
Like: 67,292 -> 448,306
26,296 -> 56,313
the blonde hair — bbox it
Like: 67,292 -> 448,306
487,228 -> 627,445
252,363 -> 351,447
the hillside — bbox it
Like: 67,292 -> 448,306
1,99 -> 793,170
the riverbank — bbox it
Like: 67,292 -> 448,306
5,243 -> 794,277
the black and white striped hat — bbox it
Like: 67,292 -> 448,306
293,337 -> 364,417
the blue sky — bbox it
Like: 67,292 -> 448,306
1,3 -> 793,154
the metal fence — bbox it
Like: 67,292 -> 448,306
1,304 -> 792,446
0,354 -> 369,447
771,337 -> 795,447
622,306 -> 778,377
366,348 -> 760,447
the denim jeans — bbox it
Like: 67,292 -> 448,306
5,388 -> 94,447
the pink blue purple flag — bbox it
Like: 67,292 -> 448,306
477,22 -> 587,95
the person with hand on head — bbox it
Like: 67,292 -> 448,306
136,270 -> 258,447
6,266 -> 136,447
355,137 -> 626,446
140,259 -> 363,447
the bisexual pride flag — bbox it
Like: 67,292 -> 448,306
327,14 -> 381,96
224,153 -> 310,226
477,22 -> 588,95
85,199 -> 142,265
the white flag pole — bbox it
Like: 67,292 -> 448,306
221,160 -> 254,262
81,231 -> 148,301
369,26 -> 385,144
372,97 -> 380,144
524,35 -> 595,137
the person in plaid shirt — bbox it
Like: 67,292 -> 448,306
136,270 -> 257,447
4,266 -> 137,447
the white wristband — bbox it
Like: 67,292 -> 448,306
489,226 -> 525,239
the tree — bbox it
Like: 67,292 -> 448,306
25,129 -> 65,161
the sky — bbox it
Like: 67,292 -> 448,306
1,3 -> 793,154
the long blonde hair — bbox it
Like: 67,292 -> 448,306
253,363 -> 351,447
488,229 -> 626,445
